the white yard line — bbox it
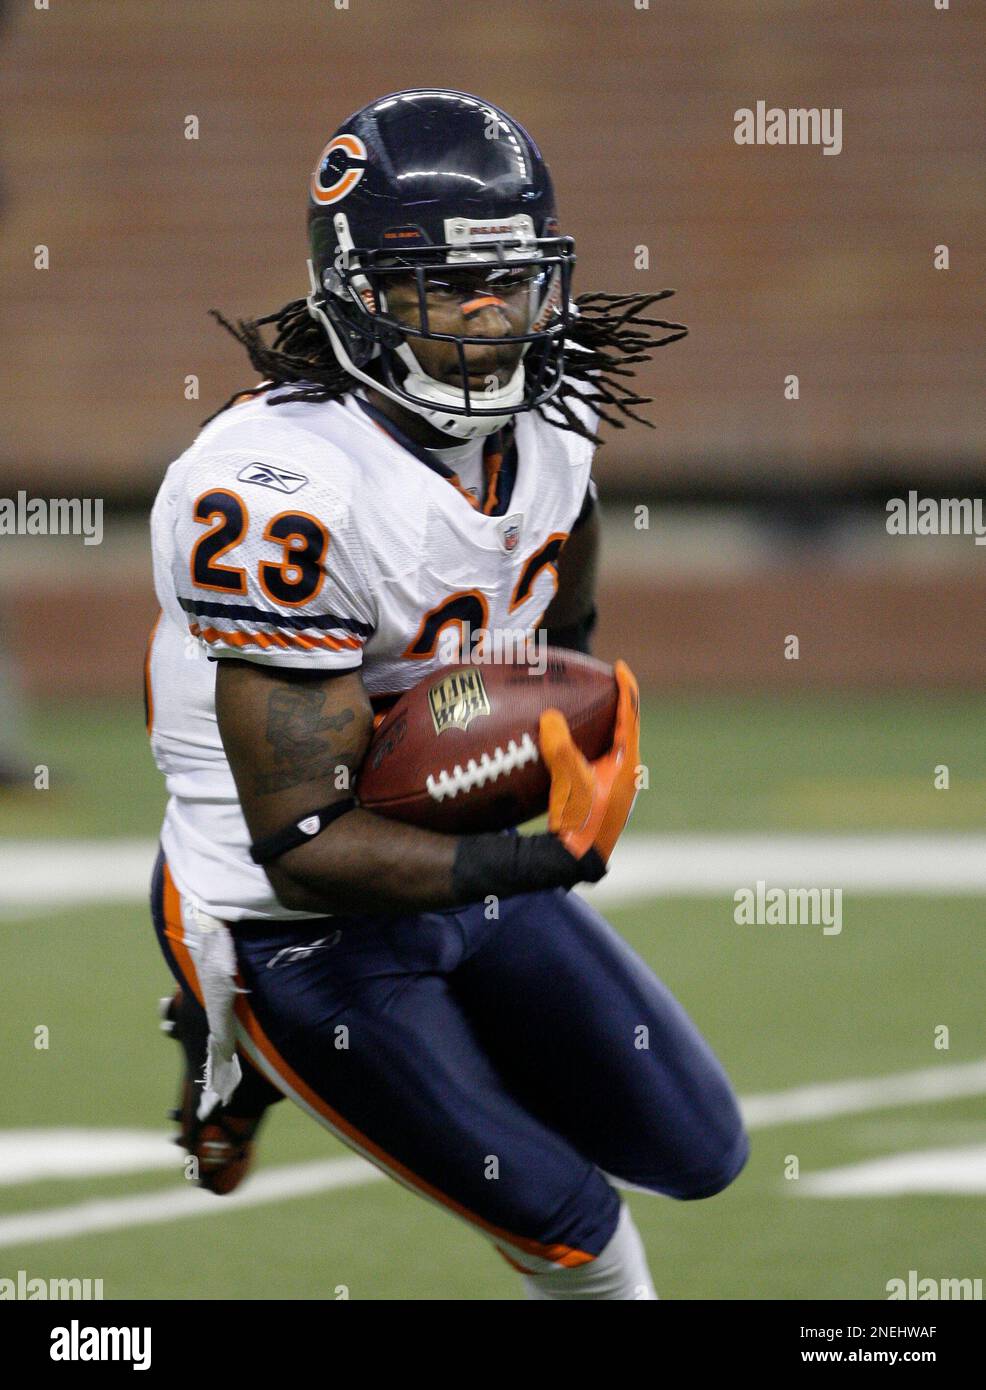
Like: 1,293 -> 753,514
740,1058 -> 986,1129
797,1145 -> 986,1197
0,1130 -> 180,1186
2,1057 -> 985,1248
0,1157 -> 383,1249
0,841 -> 158,909
588,834 -> 986,901
3,834 -> 986,916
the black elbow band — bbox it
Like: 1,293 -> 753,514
451,831 -> 606,904
249,798 -> 357,866
543,605 -> 597,656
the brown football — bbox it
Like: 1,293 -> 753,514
357,649 -> 618,833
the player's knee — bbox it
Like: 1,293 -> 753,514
669,1120 -> 749,1201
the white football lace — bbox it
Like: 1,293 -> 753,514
425,733 -> 539,802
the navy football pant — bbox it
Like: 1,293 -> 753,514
152,850 -> 748,1273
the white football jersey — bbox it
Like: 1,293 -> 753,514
148,383 -> 598,920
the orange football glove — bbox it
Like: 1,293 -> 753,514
539,659 -> 640,868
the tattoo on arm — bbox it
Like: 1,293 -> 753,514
255,686 -> 358,795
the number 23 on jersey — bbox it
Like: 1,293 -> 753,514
190,488 -> 328,607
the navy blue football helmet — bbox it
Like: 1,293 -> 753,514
306,89 -> 577,440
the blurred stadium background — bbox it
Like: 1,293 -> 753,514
1,0 -> 984,1300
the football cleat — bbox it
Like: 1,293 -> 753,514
160,988 -> 264,1197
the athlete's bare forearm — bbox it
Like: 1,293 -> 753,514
264,806 -> 459,913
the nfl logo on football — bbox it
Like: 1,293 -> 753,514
428,671 -> 492,734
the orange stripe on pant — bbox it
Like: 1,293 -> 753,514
159,862 -> 206,1009
232,984 -> 595,1273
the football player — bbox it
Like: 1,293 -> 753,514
146,88 -> 748,1299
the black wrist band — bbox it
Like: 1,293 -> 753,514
451,831 -> 606,905
249,798 -> 357,866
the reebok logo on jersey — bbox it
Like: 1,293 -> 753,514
267,933 -> 343,969
237,462 -> 310,494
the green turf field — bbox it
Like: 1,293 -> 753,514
2,690 -> 985,842
1,695 -> 984,1299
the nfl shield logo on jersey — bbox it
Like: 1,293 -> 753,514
498,515 -> 522,552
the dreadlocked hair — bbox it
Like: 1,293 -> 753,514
201,290 -> 687,446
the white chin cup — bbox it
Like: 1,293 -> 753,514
391,343 -> 525,440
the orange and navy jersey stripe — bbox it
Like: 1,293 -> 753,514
177,596 -> 372,656
188,623 -> 362,655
